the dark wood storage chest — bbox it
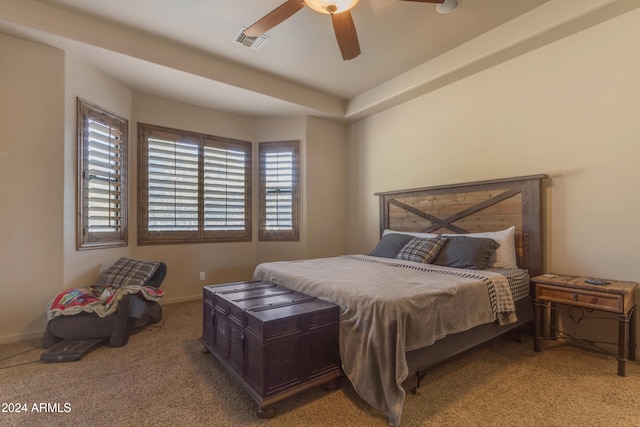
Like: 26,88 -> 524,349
201,281 -> 341,417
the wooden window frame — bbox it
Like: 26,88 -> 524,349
258,140 -> 300,241
77,98 -> 128,250
137,123 -> 252,245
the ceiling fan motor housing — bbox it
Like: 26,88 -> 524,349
304,0 -> 360,15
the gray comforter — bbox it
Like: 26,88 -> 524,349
253,255 -> 516,426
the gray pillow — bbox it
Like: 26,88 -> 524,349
432,236 -> 499,270
370,233 -> 414,259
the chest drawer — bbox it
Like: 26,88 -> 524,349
536,285 -> 623,313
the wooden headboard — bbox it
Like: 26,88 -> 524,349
375,174 -> 548,277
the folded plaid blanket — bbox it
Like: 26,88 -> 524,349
46,284 -> 164,321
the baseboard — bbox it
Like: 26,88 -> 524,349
0,330 -> 43,346
159,294 -> 201,305
0,295 -> 202,346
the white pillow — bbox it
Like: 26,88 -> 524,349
382,229 -> 439,239
443,226 -> 517,269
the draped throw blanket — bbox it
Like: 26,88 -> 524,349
46,284 -> 165,321
253,255 -> 518,427
344,255 -> 517,325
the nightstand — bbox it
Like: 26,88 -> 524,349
532,274 -> 637,376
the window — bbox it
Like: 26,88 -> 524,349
77,99 -> 128,250
138,123 -> 251,244
258,140 -> 299,241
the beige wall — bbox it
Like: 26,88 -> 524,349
347,9 -> 640,346
254,116 -> 350,263
132,93 -> 259,301
63,55 -> 134,289
0,34 -> 65,341
0,38 -> 349,342
131,98 -> 348,302
255,116 -> 309,264
306,117 -> 348,259
5,7 -> 636,351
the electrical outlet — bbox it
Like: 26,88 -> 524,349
199,272 -> 205,281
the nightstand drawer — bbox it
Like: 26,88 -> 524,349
537,285 -> 622,313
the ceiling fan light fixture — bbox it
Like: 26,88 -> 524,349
303,0 -> 359,15
436,0 -> 459,14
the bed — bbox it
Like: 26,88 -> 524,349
253,174 -> 547,426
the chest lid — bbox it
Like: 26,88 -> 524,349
208,281 -> 313,307
206,280 -> 338,320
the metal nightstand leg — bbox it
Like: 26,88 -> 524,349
617,306 -> 638,376
617,312 -> 628,377
628,305 -> 637,362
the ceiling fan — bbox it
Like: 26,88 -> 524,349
243,0 -> 455,61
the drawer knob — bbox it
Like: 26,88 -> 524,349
572,293 -> 578,301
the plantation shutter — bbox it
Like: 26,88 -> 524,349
203,142 -> 250,234
138,123 -> 251,244
259,141 -> 299,241
78,99 -> 128,249
146,133 -> 200,238
264,151 -> 293,229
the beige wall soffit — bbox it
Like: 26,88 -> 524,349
345,0 -> 640,121
0,0 -> 346,118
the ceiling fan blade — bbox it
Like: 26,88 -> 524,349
398,0 -> 445,3
244,0 -> 305,37
331,11 -> 361,61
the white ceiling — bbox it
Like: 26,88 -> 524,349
0,0 -> 633,120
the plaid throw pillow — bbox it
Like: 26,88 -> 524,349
95,257 -> 161,288
396,237 -> 447,264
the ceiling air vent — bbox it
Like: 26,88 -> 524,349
233,27 -> 269,51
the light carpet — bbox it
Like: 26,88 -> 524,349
1,300 -> 638,427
